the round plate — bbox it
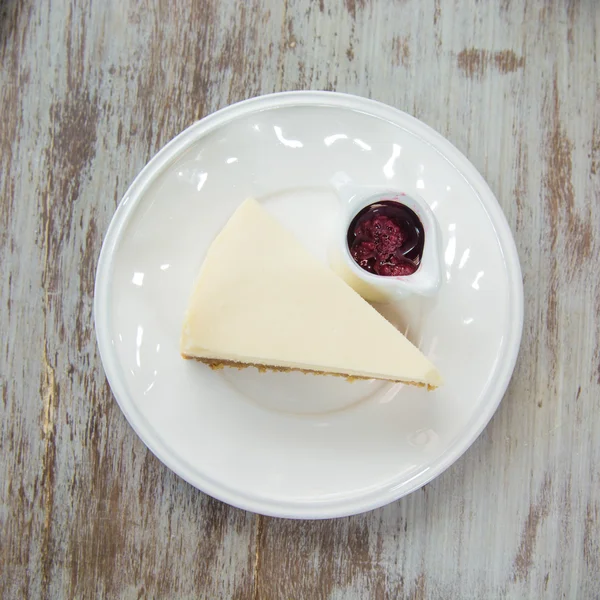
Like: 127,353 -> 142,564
95,92 -> 523,519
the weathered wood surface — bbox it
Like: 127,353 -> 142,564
1,0 -> 598,597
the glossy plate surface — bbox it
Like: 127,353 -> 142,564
95,92 -> 523,518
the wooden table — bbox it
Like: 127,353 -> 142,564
1,1 -> 598,598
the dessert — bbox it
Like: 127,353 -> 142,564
347,200 -> 425,276
180,199 -> 441,389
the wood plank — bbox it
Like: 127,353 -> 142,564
1,1 -> 266,597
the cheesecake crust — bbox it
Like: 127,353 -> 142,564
181,354 -> 435,390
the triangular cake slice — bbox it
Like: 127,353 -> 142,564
181,199 -> 442,389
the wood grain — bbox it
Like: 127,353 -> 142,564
1,0 -> 598,598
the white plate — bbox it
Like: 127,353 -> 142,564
95,92 -> 523,519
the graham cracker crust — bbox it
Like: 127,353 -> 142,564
181,354 -> 434,390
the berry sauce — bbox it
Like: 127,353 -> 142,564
347,200 -> 424,276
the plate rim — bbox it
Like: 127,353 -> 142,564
94,91 -> 524,519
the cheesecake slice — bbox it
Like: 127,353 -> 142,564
181,199 -> 442,389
